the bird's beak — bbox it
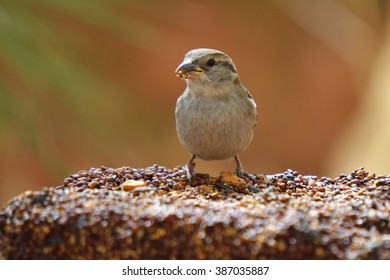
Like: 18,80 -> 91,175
175,61 -> 204,79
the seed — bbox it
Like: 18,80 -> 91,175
351,179 -> 361,186
308,181 -> 316,187
318,186 -> 326,192
1,164 -> 388,260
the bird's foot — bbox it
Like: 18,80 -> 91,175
233,155 -> 255,182
234,167 -> 255,182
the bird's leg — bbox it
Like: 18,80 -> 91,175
234,155 -> 253,181
234,155 -> 245,177
186,155 -> 196,183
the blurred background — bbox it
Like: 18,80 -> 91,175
1,0 -> 390,207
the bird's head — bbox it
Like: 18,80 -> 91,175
175,48 -> 239,85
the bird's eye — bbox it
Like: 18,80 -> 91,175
206,59 -> 216,67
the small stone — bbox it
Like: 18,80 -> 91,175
120,179 -> 147,191
88,181 -> 98,189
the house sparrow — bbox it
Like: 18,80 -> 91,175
175,48 -> 257,181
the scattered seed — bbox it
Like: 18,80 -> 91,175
0,166 -> 387,260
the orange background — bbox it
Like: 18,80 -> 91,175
1,0 -> 389,207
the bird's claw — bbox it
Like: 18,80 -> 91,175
234,167 -> 255,182
233,155 -> 255,182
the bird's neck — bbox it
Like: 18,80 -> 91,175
188,77 -> 232,93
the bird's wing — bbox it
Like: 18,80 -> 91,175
245,90 -> 257,128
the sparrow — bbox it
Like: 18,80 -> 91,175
175,48 -> 257,181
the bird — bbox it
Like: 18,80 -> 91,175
175,48 -> 257,181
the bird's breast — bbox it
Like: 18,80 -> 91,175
175,90 -> 256,160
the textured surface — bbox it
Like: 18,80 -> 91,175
0,165 -> 389,259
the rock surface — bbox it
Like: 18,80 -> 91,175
0,165 -> 389,259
